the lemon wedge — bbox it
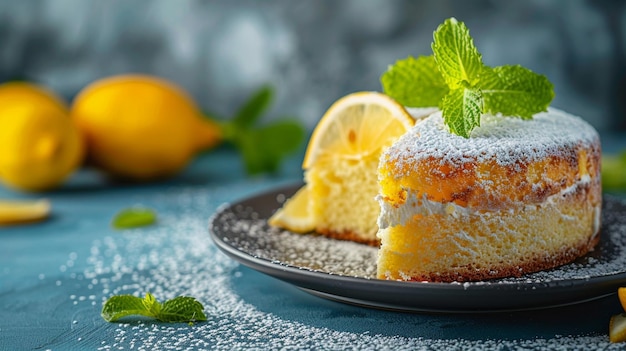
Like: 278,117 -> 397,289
268,186 -> 314,233
610,313 -> 626,343
0,199 -> 51,225
609,287 -> 626,343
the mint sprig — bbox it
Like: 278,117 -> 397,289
381,17 -> 554,138
101,292 -> 207,323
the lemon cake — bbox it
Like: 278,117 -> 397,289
376,107 -> 602,282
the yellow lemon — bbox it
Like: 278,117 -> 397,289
70,74 -> 222,180
0,198 -> 51,225
269,92 -> 413,237
0,82 -> 84,192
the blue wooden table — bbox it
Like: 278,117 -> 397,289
2,142 -> 626,351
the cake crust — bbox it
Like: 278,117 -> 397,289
317,227 -> 380,247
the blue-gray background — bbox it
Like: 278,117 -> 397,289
1,0 -> 624,132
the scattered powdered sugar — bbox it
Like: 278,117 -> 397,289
215,205 -> 378,278
386,107 -> 600,173
64,183 -> 626,350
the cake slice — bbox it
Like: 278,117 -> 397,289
376,108 -> 602,282
269,92 -> 415,245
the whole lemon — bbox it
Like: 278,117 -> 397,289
70,75 -> 222,180
0,82 -> 84,192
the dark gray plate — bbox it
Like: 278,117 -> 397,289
209,184 -> 626,312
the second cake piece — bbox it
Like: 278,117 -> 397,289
376,108 -> 602,282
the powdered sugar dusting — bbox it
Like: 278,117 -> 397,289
61,183 -> 626,350
386,107 -> 600,172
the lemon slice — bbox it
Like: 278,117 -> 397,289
302,91 -> 414,168
0,198 -> 51,225
268,186 -> 314,233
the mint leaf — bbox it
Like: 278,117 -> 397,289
381,55 -> 448,107
101,294 -> 155,322
481,65 -> 554,119
233,85 -> 273,129
101,293 -> 207,323
142,292 -> 161,316
442,87 -> 483,138
432,17 -> 483,88
112,208 -> 157,229
160,296 -> 207,322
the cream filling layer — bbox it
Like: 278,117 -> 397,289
376,175 -> 598,232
